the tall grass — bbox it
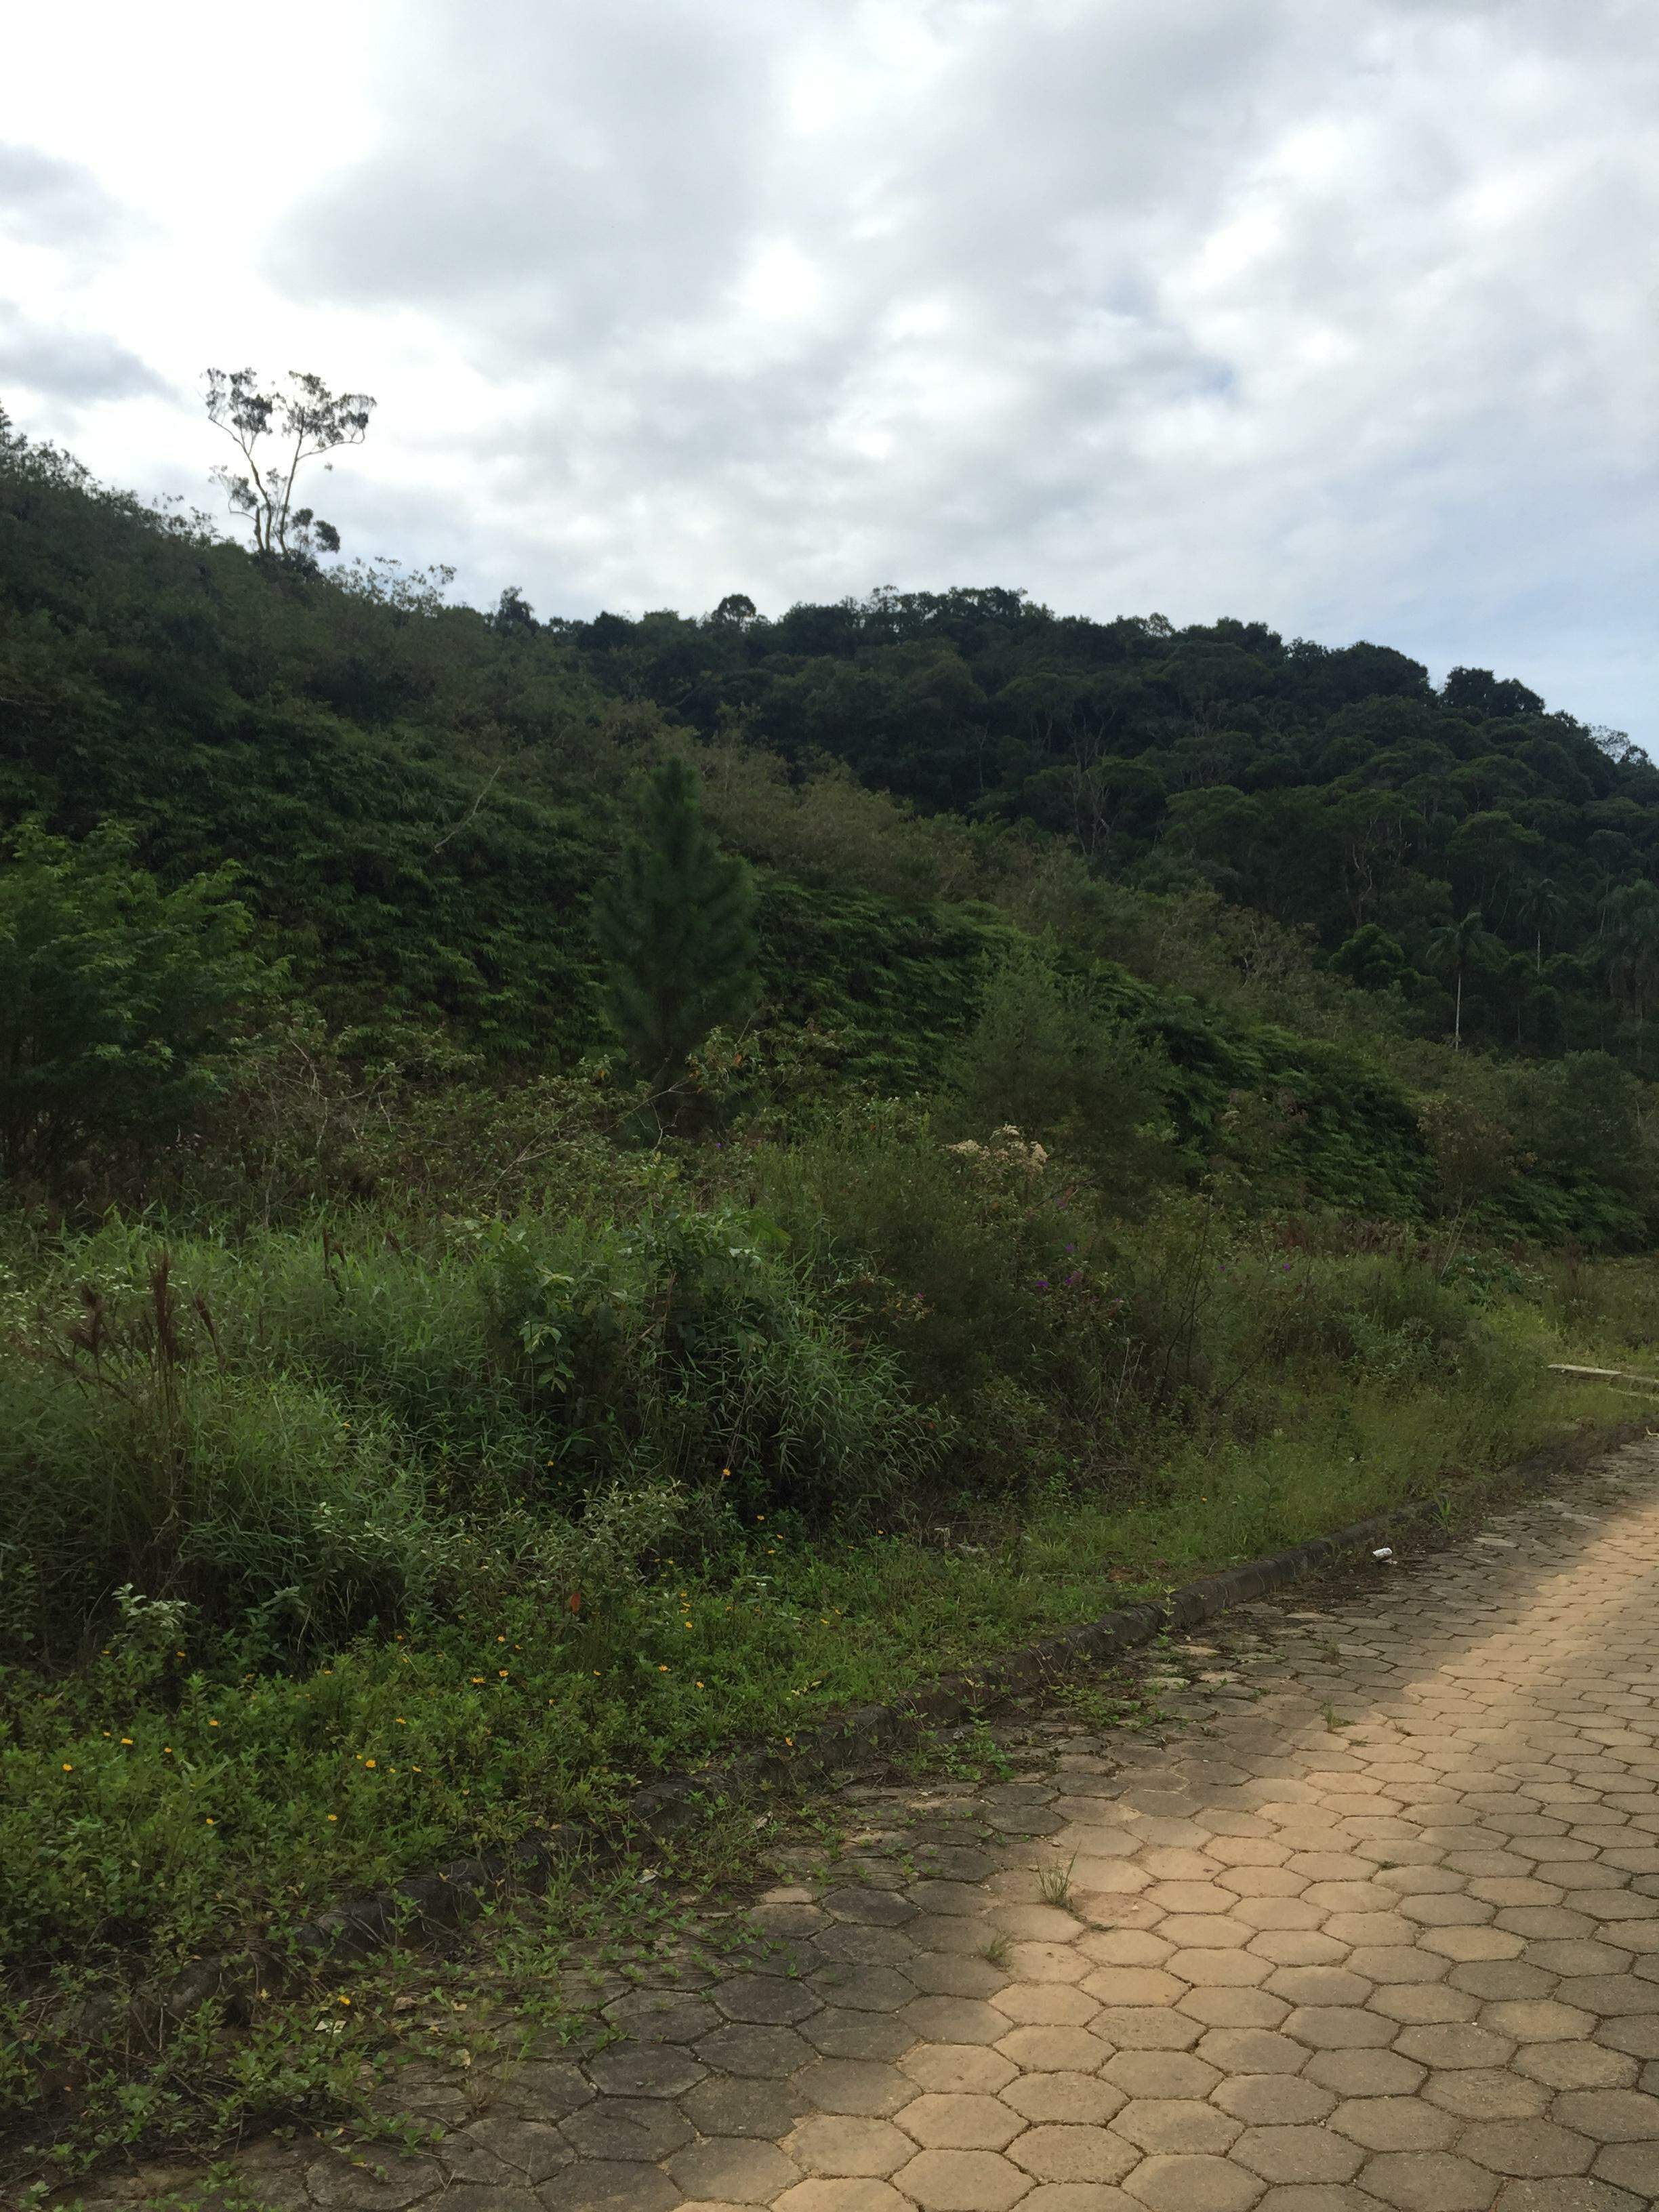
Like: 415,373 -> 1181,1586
0,1120 -> 1641,2156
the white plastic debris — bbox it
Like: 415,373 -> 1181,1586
1372,1546 -> 1394,1560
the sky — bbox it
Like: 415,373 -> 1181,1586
1,0 -> 1655,737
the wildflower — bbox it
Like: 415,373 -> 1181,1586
205,1817 -> 216,1825
395,1718 -> 406,1725
61,1762 -> 73,1771
208,1719 -> 220,1727
365,1759 -> 377,1769
327,1814 -> 338,1823
471,1677 -> 486,1685
498,1668 -> 509,1678
121,1737 -> 133,1746
695,1681 -> 704,1688
658,1664 -> 669,1673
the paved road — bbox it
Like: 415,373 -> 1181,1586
81,1443 -> 1659,2212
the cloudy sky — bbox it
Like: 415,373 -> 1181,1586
2,0 -> 1654,734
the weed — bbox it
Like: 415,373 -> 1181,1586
1037,1858 -> 1078,1910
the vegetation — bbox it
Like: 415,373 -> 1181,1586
592,756 -> 758,1109
1,406 -> 1656,2182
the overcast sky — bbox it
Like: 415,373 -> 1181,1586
2,0 -> 1654,735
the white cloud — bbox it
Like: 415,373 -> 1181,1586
0,0 -> 1654,734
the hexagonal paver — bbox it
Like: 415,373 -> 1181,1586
1355,2149 -> 1504,2210
584,2045 -> 706,2099
1000,2072 -> 1126,2125
667,2135 -> 801,2200
899,2093 -> 1027,2151
560,2097 -> 694,2163
697,2022 -> 815,2076
776,2183 -> 912,2212
602,1989 -> 719,2043
1459,2118 -> 1596,2176
558,2160 -> 682,2212
796,2056 -> 918,2117
1229,2124 -> 1364,2184
1329,2095 -> 1458,2152
785,2115 -> 914,2177
680,2072 -> 802,2136
895,2147 -> 1033,2211
824,1887 -> 918,1927
1008,2125 -> 1139,2185
714,1973 -> 824,2026
1120,2152 -> 1264,2211
901,2045 -> 1021,2095
1555,2087 -> 1659,2141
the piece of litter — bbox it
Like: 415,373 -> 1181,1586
1372,1547 -> 1393,1560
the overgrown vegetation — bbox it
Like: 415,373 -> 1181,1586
2,409 -> 1656,2182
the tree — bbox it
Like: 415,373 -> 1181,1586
0,821 -> 280,1187
1425,908 -> 1496,1049
590,758 -> 758,1107
1601,880 -> 1659,1024
203,366 -> 375,560
1515,875 -> 1568,972
1332,924 -> 1408,992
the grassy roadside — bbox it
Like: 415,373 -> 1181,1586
4,1298 -> 1641,2184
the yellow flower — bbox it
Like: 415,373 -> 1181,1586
394,1717 -> 406,1725
61,1762 -> 73,1771
121,1737 -> 133,1745
498,1668 -> 509,1678
207,1719 -> 220,1727
365,1758 -> 377,1769
658,1664 -> 669,1673
327,1814 -> 338,1822
205,1816 -> 216,1825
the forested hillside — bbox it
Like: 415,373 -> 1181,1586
558,588 -> 1659,1065
2,411 -> 1654,1240
7,411 -> 1659,2186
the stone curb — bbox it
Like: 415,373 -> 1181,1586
80,1417 -> 1645,2046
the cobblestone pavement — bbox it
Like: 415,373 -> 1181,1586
79,1443 -> 1659,2212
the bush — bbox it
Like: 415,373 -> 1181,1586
2,1203 -> 939,1660
0,820 -> 279,1191
940,942 -> 1179,1196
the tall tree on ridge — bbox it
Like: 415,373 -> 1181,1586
204,367 -> 375,560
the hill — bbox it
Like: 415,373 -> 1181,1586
1,411 -> 1653,1242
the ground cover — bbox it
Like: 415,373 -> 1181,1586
3,1158 -> 1645,2173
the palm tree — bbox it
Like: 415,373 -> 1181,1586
1425,909 -> 1494,1050
1601,880 -> 1659,1025
1515,876 -> 1567,974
